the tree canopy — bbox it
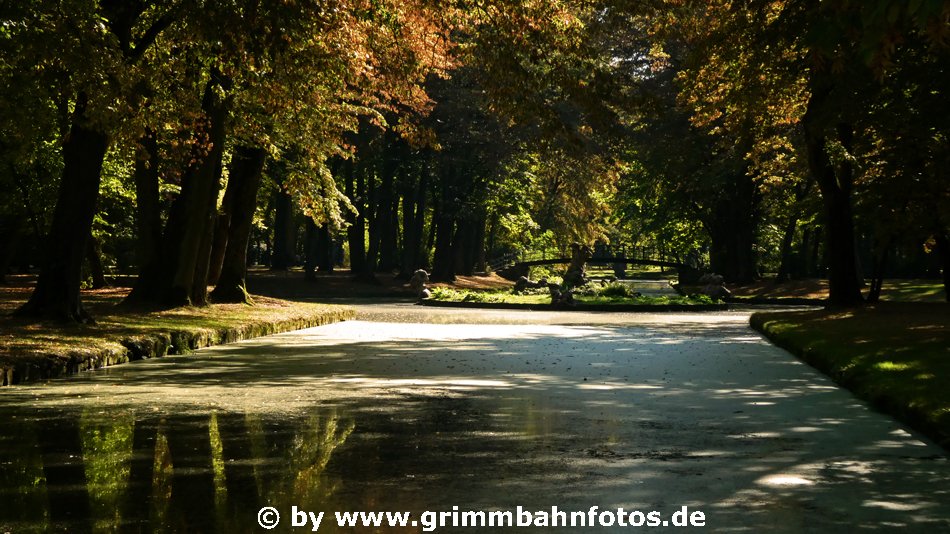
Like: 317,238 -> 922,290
2,0 -> 949,319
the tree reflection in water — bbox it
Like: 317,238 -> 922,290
0,407 -> 354,533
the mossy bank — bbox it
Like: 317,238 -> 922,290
1,296 -> 354,386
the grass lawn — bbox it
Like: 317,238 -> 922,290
751,303 -> 950,449
426,287 -> 716,306
0,278 -> 354,385
730,278 -> 946,302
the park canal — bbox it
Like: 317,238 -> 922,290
2,309 -> 949,532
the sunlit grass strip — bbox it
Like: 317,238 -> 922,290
426,287 -> 717,306
751,303 -> 950,450
0,298 -> 355,386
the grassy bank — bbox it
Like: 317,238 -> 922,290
751,303 -> 950,449
0,283 -> 354,386
426,286 -> 717,306
729,278 -> 946,302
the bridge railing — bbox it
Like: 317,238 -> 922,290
589,245 -> 680,263
487,252 -> 521,272
489,246 -> 689,272
487,249 -> 555,272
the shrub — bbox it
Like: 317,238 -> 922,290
598,283 -> 631,298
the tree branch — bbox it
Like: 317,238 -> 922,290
128,3 -> 179,64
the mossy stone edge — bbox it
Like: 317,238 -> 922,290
0,308 -> 355,387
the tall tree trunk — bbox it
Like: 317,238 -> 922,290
866,243 -> 888,303
211,146 -> 266,304
798,227 -> 811,279
208,155 -> 241,286
160,68 -> 231,307
317,224 -> 333,273
803,80 -> 864,306
16,92 -> 108,322
431,214 -> 456,282
357,168 -> 380,283
473,210 -> 488,273
304,218 -> 318,281
775,217 -> 798,283
399,184 -> 416,278
377,161 -> 398,272
125,130 -> 164,303
452,217 -> 476,276
271,187 -> 295,271
345,161 -> 366,273
431,165 -> 458,282
400,168 -> 428,276
208,214 -> 229,286
776,180 -> 812,282
707,172 -> 758,283
190,185 -> 219,306
425,195 -> 437,262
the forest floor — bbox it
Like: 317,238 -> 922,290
751,303 -> 950,449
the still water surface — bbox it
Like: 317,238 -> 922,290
1,310 -> 948,532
